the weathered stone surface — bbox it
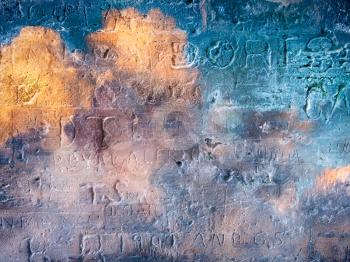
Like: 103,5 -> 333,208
0,0 -> 350,261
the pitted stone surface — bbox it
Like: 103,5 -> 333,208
0,0 -> 350,261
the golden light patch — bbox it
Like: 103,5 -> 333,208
0,27 -> 93,144
0,9 -> 201,218
0,109 -> 13,146
1,27 -> 92,107
87,8 -> 200,103
316,165 -> 350,191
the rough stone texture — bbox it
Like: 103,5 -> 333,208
0,0 -> 350,261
